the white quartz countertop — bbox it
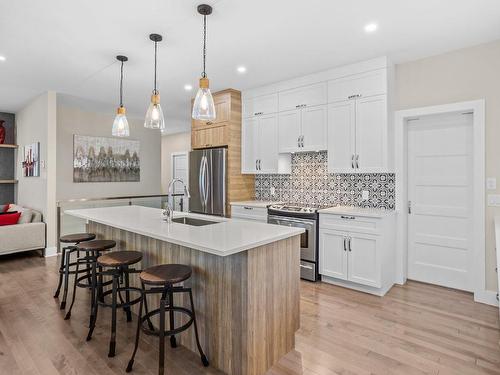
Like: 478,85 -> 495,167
318,206 -> 396,218
230,200 -> 279,208
65,205 -> 303,257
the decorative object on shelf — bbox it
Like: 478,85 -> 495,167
0,120 -> 5,144
112,55 -> 130,137
144,33 -> 165,131
73,135 -> 140,183
22,142 -> 40,177
192,4 -> 216,121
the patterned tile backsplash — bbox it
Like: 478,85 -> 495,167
255,151 -> 395,209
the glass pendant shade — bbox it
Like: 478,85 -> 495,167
144,93 -> 165,130
112,107 -> 130,137
192,77 -> 216,121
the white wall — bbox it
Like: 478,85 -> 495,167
161,132 -> 191,194
15,91 -> 57,251
396,39 -> 500,292
56,95 -> 162,201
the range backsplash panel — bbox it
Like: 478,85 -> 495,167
255,152 -> 395,209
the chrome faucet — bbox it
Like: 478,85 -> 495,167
163,178 -> 191,223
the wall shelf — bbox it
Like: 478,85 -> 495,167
0,144 -> 18,149
0,179 -> 18,184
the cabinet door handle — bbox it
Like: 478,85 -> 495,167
243,206 -> 253,210
255,159 -> 258,171
351,154 -> 355,169
355,154 -> 359,169
341,215 -> 355,220
348,237 -> 352,252
258,159 -> 261,170
300,135 -> 304,147
343,237 -> 347,252
206,121 -> 213,125
297,136 -> 301,148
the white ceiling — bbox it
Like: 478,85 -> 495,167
1,0 -> 500,134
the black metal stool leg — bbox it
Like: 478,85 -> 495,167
64,257 -> 80,320
87,260 -> 99,341
189,289 -> 209,367
60,249 -> 72,309
108,272 -> 118,357
142,287 -> 155,331
126,290 -> 144,373
53,246 -> 66,298
168,289 -> 177,348
159,296 -> 166,375
124,266 -> 132,322
98,263 -> 104,303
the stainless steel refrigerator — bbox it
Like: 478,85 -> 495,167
189,148 -> 227,216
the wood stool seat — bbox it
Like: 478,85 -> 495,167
140,264 -> 192,285
77,240 -> 116,251
98,251 -> 143,267
60,233 -> 96,243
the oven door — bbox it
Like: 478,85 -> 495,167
267,215 -> 317,262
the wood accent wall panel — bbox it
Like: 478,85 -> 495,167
191,89 -> 255,216
89,221 -> 300,375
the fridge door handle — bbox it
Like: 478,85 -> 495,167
199,155 -> 205,210
203,155 -> 209,209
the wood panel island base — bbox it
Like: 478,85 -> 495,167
67,206 -> 303,375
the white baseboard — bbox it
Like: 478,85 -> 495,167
474,290 -> 499,307
44,246 -> 58,257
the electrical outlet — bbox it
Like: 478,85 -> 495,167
486,177 -> 497,190
362,190 -> 369,201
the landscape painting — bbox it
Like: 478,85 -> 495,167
73,135 -> 140,183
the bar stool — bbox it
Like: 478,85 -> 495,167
66,239 -> 117,322
53,232 -> 96,310
87,250 -> 143,358
126,264 -> 209,374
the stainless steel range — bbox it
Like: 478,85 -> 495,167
268,203 -> 328,281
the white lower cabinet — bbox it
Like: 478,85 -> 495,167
319,212 -> 395,296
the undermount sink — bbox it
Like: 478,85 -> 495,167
172,216 -> 218,226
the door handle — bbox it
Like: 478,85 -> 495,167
343,237 -> 347,252
300,264 -> 314,270
348,237 -> 352,252
243,206 -> 253,210
258,159 -> 262,170
199,156 -> 205,210
351,154 -> 354,169
408,200 -> 412,214
255,159 -> 258,171
355,154 -> 359,169
300,135 -> 304,147
297,136 -> 301,148
340,215 -> 355,220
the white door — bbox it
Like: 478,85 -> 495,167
319,229 -> 348,280
258,114 -> 279,173
355,94 -> 387,172
327,100 -> 356,173
171,153 -> 188,211
301,104 -> 328,152
347,233 -> 380,287
241,118 -> 259,173
407,112 -> 473,291
278,109 -> 301,153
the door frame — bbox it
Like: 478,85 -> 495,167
394,100 -> 492,305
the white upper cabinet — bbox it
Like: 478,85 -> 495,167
278,82 -> 327,112
242,93 -> 278,118
328,68 -> 387,103
278,104 -> 328,153
355,95 -> 387,172
241,114 -> 281,174
327,100 -> 356,173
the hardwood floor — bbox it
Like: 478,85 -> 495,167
0,251 -> 499,375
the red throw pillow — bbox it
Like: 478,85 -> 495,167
0,212 -> 21,226
2,204 -> 10,212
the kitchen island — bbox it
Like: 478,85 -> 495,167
65,205 -> 303,375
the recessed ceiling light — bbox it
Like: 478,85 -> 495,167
237,66 -> 247,74
364,23 -> 378,33
0,56 -> 6,62
184,84 -> 193,91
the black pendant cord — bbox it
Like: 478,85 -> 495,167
119,60 -> 124,108
154,41 -> 158,95
202,14 -> 207,78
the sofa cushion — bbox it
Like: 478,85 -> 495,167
0,212 -> 21,226
8,205 -> 33,224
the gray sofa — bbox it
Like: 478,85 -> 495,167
0,206 -> 46,256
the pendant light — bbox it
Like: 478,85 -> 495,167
112,55 -> 130,137
192,4 -> 216,121
144,33 -> 165,130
